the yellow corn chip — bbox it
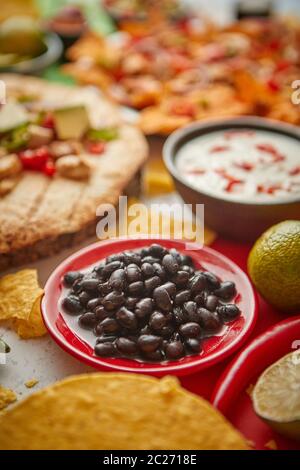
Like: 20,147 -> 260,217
0,270 -> 45,339
0,386 -> 16,411
265,439 -> 278,450
25,379 -> 39,389
13,294 -> 47,339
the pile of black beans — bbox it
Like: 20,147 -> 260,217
61,244 -> 241,362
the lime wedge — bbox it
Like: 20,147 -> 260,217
253,351 -> 300,441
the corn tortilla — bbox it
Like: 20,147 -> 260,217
0,373 -> 248,450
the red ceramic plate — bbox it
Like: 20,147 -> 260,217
212,316 -> 300,450
42,237 -> 257,376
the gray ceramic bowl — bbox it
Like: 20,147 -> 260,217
163,117 -> 300,241
0,31 -> 63,75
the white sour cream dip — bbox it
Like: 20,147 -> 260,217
176,128 -> 300,203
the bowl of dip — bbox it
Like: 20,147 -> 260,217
163,117 -> 300,241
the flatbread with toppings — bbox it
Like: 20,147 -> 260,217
0,75 -> 148,270
0,373 -> 248,450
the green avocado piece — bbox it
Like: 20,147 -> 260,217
53,105 -> 90,140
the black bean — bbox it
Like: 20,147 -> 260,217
179,322 -> 201,338
149,311 -> 167,331
185,338 -> 201,353
160,325 -> 174,338
123,251 -> 142,265
62,295 -> 82,315
214,281 -> 237,301
99,317 -> 119,334
143,349 -> 164,361
142,256 -> 160,264
153,286 -> 172,312
181,254 -> 194,266
205,295 -> 219,312
174,290 -> 191,306
94,263 -> 105,275
135,298 -> 154,318
152,263 -> 166,281
172,306 -> 188,325
126,297 -> 139,309
203,271 -> 220,291
94,306 -> 110,322
217,304 -> 241,322
98,281 -> 110,296
140,325 -> 152,335
183,301 -> 198,322
108,268 -> 126,291
149,244 -> 167,258
96,335 -> 117,343
63,271 -> 82,287
165,341 -> 184,359
116,307 -> 137,330
169,248 -> 183,264
128,281 -> 144,296
161,282 -> 177,298
182,265 -> 195,275
116,337 -> 137,355
87,297 -> 102,311
126,264 -> 142,283
102,261 -> 124,278
102,291 -> 125,311
172,270 -> 190,287
141,262 -> 155,278
106,253 -> 125,263
144,276 -> 161,293
72,278 -> 83,294
80,278 -> 99,292
137,335 -> 162,353
140,247 -> 150,258
194,292 -> 206,306
78,312 -> 97,329
197,308 -> 222,333
189,273 -> 206,295
162,253 -> 179,274
94,342 -> 116,357
78,291 -> 92,307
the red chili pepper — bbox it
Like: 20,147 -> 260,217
267,78 -> 281,93
276,60 -> 292,72
209,145 -> 230,154
234,162 -> 254,171
215,169 -> 243,192
86,141 -> 106,155
19,146 -> 50,171
42,113 -> 55,129
43,160 -> 56,177
257,184 -> 282,194
170,101 -> 197,118
256,143 -> 285,162
187,169 -> 205,175
224,130 -> 255,140
289,166 -> 300,176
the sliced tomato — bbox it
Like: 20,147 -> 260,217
86,141 -> 106,154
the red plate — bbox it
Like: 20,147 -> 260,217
212,316 -> 300,450
42,237 -> 257,376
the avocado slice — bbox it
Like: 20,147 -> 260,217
53,105 -> 90,140
0,102 -> 28,133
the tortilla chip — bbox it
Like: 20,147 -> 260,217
24,379 -> 38,389
0,373 -> 248,450
143,158 -> 175,196
0,270 -> 45,339
13,294 -> 47,339
0,386 -> 17,411
265,439 -> 278,450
